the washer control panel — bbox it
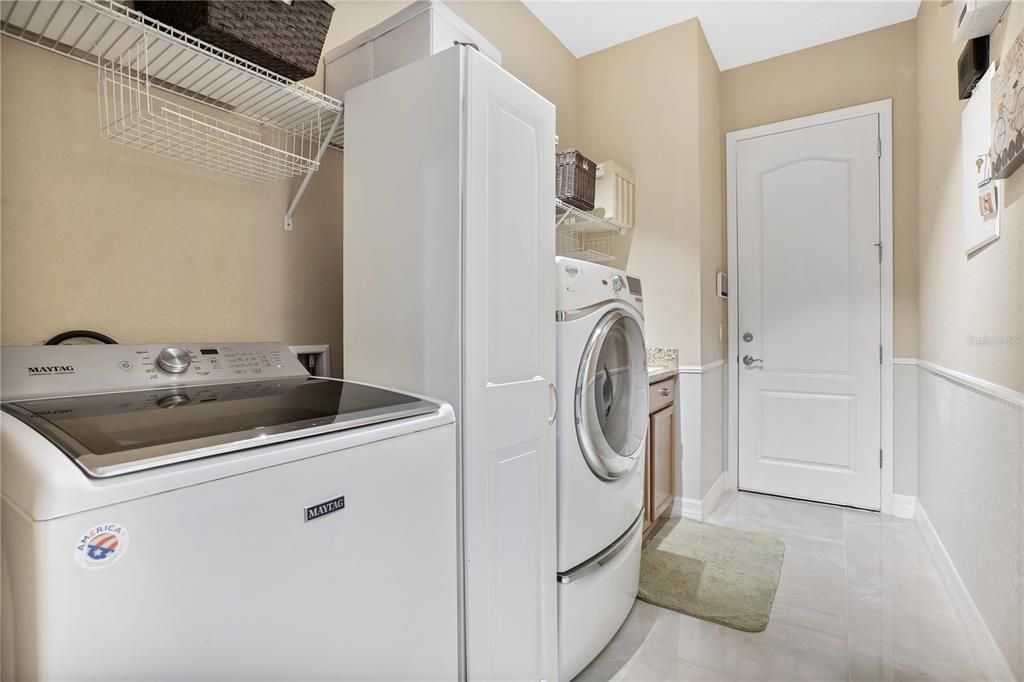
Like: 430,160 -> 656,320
555,256 -> 644,316
1,342 -> 309,401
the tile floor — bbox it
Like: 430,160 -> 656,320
577,492 -> 986,681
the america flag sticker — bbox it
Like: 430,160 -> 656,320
74,523 -> 130,569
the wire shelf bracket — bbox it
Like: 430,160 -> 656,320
285,110 -> 342,232
2,0 -> 346,231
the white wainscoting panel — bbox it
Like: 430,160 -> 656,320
674,361 -> 727,521
893,359 -> 918,496
677,370 -> 702,502
700,362 -> 727,497
915,502 -> 1018,681
916,363 -> 1023,680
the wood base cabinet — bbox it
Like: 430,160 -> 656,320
644,377 -> 676,535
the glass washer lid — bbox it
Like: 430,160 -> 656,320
2,377 -> 440,478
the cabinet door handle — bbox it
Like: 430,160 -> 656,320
548,382 -> 558,425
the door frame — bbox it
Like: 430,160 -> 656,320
725,99 -> 894,514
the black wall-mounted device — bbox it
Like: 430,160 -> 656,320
959,35 -> 990,101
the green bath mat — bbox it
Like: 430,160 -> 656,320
638,518 -> 785,632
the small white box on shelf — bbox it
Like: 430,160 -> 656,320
324,1 -> 501,100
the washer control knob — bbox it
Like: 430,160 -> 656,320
156,347 -> 191,374
610,274 -> 625,292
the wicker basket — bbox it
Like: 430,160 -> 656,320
134,1 -> 334,82
557,149 -> 597,211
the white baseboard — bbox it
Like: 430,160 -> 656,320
702,471 -> 727,519
673,472 -> 728,521
676,496 -> 701,519
891,494 -> 917,519
914,502 -> 1016,681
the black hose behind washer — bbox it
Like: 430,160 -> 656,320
44,330 -> 118,345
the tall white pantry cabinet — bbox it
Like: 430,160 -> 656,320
342,46 -> 558,681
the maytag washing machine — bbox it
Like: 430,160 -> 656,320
0,342 -> 459,681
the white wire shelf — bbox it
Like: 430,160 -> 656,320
555,199 -> 628,235
556,229 -> 616,264
2,0 -> 345,183
555,200 -> 623,263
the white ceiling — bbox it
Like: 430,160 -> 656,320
522,1 -> 922,71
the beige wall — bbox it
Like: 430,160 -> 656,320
915,9 -> 1024,677
0,37 -> 346,374
721,20 -> 920,359
697,24 -> 726,365
0,1 -> 576,378
577,20 -> 704,364
7,1 -> 1013,387
917,1 -> 1024,392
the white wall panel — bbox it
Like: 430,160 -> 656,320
700,363 -> 726,496
917,366 -> 1023,679
678,371 -> 702,502
893,361 -> 918,495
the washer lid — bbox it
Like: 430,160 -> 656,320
2,378 -> 440,478
575,308 -> 649,480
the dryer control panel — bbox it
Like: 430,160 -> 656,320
555,256 -> 644,316
1,342 -> 309,401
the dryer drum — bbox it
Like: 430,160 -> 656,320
575,309 -> 648,480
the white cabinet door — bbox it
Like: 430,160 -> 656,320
736,114 -> 882,510
461,49 -> 557,681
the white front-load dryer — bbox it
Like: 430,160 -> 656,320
555,257 -> 648,681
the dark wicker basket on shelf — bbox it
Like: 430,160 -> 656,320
556,149 -> 597,210
133,1 -> 334,81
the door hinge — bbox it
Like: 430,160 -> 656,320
875,241 -> 883,263
877,138 -> 882,158
879,448 -> 883,468
879,345 -> 883,365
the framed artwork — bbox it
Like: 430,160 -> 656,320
991,29 -> 1024,179
965,64 -> 1000,254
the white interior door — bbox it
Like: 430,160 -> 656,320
736,114 -> 882,510
461,49 -> 558,681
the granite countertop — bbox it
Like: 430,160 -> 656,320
647,367 -> 677,384
647,347 -> 678,384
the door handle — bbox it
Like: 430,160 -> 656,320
548,382 -> 558,425
742,355 -> 763,367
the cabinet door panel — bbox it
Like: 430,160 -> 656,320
462,48 -> 557,682
643,431 -> 653,532
652,406 -> 674,519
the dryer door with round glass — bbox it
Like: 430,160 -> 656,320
575,308 -> 649,480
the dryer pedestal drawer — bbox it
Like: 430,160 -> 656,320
557,518 -> 641,681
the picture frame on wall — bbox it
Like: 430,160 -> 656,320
965,63 -> 1000,254
991,29 -> 1024,180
